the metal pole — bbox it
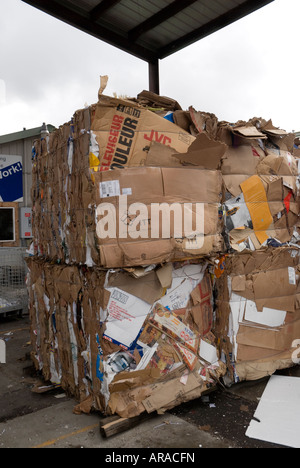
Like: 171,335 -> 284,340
149,59 -> 160,95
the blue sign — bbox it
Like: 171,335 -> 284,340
0,156 -> 23,202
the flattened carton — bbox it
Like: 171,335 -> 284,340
90,95 -> 195,171
93,166 -> 225,268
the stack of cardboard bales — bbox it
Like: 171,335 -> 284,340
27,78 -> 300,419
214,118 -> 300,384
27,82 -> 226,418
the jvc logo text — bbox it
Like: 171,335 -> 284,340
0,339 -> 6,364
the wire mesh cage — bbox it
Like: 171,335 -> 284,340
0,248 -> 28,315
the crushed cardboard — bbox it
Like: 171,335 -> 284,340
27,258 -> 224,418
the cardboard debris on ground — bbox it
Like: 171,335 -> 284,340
27,76 -> 300,423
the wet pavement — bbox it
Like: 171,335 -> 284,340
0,313 -> 298,449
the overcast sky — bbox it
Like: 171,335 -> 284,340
0,0 -> 299,136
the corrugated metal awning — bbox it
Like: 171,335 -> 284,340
21,0 -> 274,92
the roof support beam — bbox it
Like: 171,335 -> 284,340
148,60 -> 160,95
129,0 -> 198,42
90,0 -> 122,22
21,0 -> 157,63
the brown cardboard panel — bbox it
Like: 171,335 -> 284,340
108,270 -> 164,305
92,96 -> 195,171
236,344 -> 288,362
142,370 -> 205,414
173,110 -> 193,132
257,152 -> 298,177
109,368 -> 161,393
234,357 -> 295,381
144,142 -> 182,167
253,266 -> 297,297
188,107 -> 219,140
261,120 -> 289,138
231,125 -> 267,140
222,144 -> 264,177
156,263 -> 173,289
236,318 -> 300,351
174,133 -> 227,170
94,166 -> 224,267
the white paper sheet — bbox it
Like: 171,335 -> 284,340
246,375 -> 300,448
104,287 -> 151,349
159,263 -> 205,311
229,294 -> 286,330
199,339 -> 219,364
244,301 -> 286,328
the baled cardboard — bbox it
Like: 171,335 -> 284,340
217,117 -> 299,252
223,168 -> 299,251
94,166 -> 224,268
29,80 -> 300,414
214,248 -> 300,383
27,257 -> 225,418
